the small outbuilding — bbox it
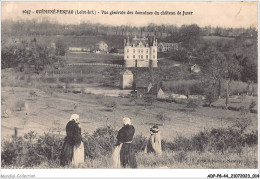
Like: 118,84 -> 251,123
191,64 -> 201,73
157,88 -> 166,99
120,69 -> 133,89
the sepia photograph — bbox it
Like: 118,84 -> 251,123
1,1 -> 258,177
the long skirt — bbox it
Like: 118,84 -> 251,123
60,138 -> 84,167
60,138 -> 73,167
113,143 -> 137,168
71,141 -> 85,166
120,143 -> 137,168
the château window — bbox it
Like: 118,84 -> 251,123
141,49 -> 143,53
146,49 -> 148,53
141,55 -> 143,59
153,49 -> 155,53
133,49 -> 135,53
138,49 -> 140,53
133,55 -> 135,59
146,55 -> 148,59
153,55 -> 155,59
127,55 -> 129,59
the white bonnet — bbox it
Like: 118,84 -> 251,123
70,114 -> 80,123
123,117 -> 131,125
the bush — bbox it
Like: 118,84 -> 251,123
162,80 -> 204,95
186,99 -> 200,111
1,131 -> 64,167
204,85 -> 219,106
132,135 -> 147,152
156,112 -> 170,122
83,126 -> 117,159
1,127 -> 257,168
15,101 -> 25,111
59,77 -> 74,83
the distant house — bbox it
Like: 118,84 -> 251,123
134,81 -> 152,97
21,64 -> 36,74
50,42 -> 56,49
69,47 -> 82,52
157,88 -> 167,99
191,64 -> 201,73
96,41 -> 108,52
82,48 -> 90,53
69,47 -> 90,53
158,42 -> 179,52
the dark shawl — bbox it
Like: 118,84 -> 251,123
60,120 -> 82,166
117,125 -> 135,144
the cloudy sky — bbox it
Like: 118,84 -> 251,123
2,1 -> 258,28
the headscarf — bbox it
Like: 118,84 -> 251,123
70,114 -> 80,124
123,117 -> 131,126
150,125 -> 160,133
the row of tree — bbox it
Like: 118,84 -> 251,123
2,19 -> 257,38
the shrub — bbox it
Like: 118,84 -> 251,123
15,101 -> 25,111
204,85 -> 219,107
249,100 -> 256,110
132,135 -> 147,152
59,77 -> 74,83
1,127 -> 257,168
244,131 -> 258,146
186,99 -> 200,111
174,151 -> 187,163
156,112 -> 170,122
19,75 -> 25,80
83,126 -> 117,159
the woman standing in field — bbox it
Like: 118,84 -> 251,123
113,117 -> 137,168
60,114 -> 85,167
144,125 -> 162,155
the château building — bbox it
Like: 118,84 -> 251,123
124,36 -> 158,67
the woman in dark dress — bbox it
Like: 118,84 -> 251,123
60,114 -> 84,166
113,117 -> 137,168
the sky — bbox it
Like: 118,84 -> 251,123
2,1 -> 258,28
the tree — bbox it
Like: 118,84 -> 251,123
202,44 -> 242,108
204,84 -> 219,107
55,40 -> 67,56
202,46 -> 227,98
179,24 -> 202,50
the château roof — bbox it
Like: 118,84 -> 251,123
126,36 -> 156,47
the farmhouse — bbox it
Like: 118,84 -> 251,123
120,69 -> 133,89
95,41 -> 108,52
191,64 -> 201,73
69,47 -> 90,53
124,36 -> 158,67
157,42 -> 179,52
69,47 -> 83,52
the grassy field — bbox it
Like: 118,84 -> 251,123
1,68 -> 257,141
1,62 -> 258,169
64,52 -> 123,65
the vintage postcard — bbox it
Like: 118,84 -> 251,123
1,1 -> 259,178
